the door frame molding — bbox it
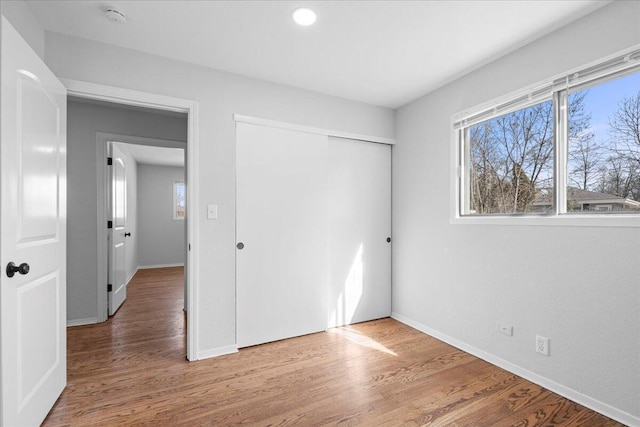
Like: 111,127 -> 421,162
63,78 -> 200,361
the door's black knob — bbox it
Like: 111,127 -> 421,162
386,237 -> 391,243
124,232 -> 131,237
6,262 -> 30,278
236,242 -> 244,250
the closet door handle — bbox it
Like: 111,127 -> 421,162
236,242 -> 245,250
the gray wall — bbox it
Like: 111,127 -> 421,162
137,164 -> 185,267
67,100 -> 187,322
45,31 -> 395,354
393,1 -> 640,423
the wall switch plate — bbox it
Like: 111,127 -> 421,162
536,335 -> 550,356
207,204 -> 218,220
496,321 -> 513,336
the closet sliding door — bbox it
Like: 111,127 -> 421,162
327,137 -> 391,328
236,123 -> 328,348
236,123 -> 391,348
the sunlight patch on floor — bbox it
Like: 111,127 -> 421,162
329,327 -> 397,356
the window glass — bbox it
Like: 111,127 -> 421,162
567,71 -> 640,213
174,181 -> 185,220
465,100 -> 554,215
456,51 -> 640,221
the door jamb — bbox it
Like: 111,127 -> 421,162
63,79 -> 199,361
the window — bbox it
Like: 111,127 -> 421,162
464,99 -> 554,215
456,48 -> 640,220
173,181 -> 185,220
567,72 -> 640,213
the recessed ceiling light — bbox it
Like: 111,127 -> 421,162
292,8 -> 316,26
105,7 -> 126,24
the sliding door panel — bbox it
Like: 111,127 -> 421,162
236,123 -> 328,348
328,137 -> 391,328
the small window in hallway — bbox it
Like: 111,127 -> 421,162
173,181 -> 185,220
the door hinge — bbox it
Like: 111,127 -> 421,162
107,157 -> 113,166
188,243 -> 191,251
107,220 -> 113,229
107,284 -> 113,292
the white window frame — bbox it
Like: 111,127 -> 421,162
451,46 -> 640,228
173,180 -> 185,220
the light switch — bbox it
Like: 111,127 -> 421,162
207,204 -> 218,220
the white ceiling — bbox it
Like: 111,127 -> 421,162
117,143 -> 185,168
26,0 -> 607,109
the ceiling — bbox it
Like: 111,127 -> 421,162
117,143 -> 185,168
26,0 -> 607,109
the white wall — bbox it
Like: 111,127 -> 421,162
45,32 -> 395,355
393,2 -> 640,424
137,164 -> 185,267
66,100 -> 187,322
0,0 -> 44,60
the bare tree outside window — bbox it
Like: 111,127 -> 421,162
567,91 -> 598,190
568,71 -> 640,212
467,99 -> 555,214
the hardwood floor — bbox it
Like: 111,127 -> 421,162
44,267 -> 622,426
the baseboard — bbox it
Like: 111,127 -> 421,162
391,312 -> 639,427
126,267 -> 139,285
196,345 -> 238,361
67,317 -> 98,327
137,263 -> 184,269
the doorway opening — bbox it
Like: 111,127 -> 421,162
64,81 -> 199,361
105,139 -> 187,318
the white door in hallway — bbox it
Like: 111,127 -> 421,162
108,143 -> 128,315
236,123 -> 328,348
0,16 -> 67,426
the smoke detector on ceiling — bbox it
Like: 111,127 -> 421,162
105,7 -> 126,24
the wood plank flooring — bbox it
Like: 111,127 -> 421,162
43,267 -> 623,426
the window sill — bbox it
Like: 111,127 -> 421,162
450,214 -> 640,228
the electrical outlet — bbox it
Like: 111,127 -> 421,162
496,321 -> 513,336
536,335 -> 550,356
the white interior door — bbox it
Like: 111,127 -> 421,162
236,123 -> 328,348
0,16 -> 67,426
108,143 -> 127,315
327,137 -> 391,327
